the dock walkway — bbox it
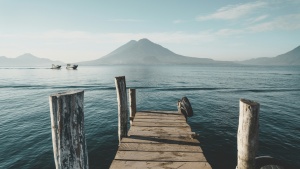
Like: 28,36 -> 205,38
110,111 -> 212,169
48,77 -> 286,169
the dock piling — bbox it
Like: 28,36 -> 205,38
49,90 -> 89,169
237,99 -> 260,169
115,76 -> 128,144
177,97 -> 193,120
129,89 -> 136,126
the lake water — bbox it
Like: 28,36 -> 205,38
0,65 -> 299,169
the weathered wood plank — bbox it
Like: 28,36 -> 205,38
135,114 -> 185,119
128,131 -> 196,138
114,151 -> 207,162
119,143 -> 203,152
135,112 -> 183,117
121,136 -> 200,144
133,121 -> 189,127
135,112 -> 184,116
110,161 -> 212,169
138,111 -> 178,114
129,126 -> 193,134
133,118 -> 186,123
135,112 -> 182,116
134,117 -> 185,121
130,126 -> 192,132
110,111 -> 211,169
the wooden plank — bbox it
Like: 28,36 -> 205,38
129,126 -> 192,134
137,111 -> 179,114
121,136 -> 200,144
133,121 -> 189,127
110,161 -> 212,169
119,143 -> 203,152
134,118 -> 185,122
136,114 -> 181,116
133,118 -> 186,123
130,125 -> 191,131
114,151 -> 207,162
110,110 -> 211,169
134,114 -> 185,119
135,113 -> 182,117
128,131 -> 196,138
135,112 -> 183,116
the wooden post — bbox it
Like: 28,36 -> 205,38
129,89 -> 136,126
49,90 -> 89,169
237,99 -> 260,169
115,76 -> 128,144
177,97 -> 193,120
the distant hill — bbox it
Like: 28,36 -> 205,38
79,38 -> 232,65
239,46 -> 300,65
3,41 -> 297,66
0,53 -> 64,67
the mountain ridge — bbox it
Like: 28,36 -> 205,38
0,53 -> 64,67
239,46 -> 300,65
1,39 -> 299,66
79,38 -> 229,65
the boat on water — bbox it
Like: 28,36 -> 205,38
66,64 -> 78,70
51,64 -> 61,69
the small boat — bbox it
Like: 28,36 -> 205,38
51,64 -> 61,69
66,64 -> 78,70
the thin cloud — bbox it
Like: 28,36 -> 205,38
248,15 -> 269,24
196,1 -> 267,21
249,14 -> 300,32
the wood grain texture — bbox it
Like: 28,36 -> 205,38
133,118 -> 186,123
121,136 -> 200,144
49,90 -> 89,169
119,143 -> 203,152
115,76 -> 128,144
110,161 -> 212,169
110,111 -> 211,169
237,99 -> 260,169
129,89 -> 136,126
114,151 -> 207,162
132,121 -> 189,127
177,97 -> 193,119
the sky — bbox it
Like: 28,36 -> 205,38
0,0 -> 299,62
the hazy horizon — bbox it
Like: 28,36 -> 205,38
0,0 -> 300,63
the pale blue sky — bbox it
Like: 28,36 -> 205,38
0,0 -> 299,62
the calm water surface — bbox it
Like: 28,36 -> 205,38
0,65 -> 299,169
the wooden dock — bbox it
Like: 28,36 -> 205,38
48,76 -> 288,169
109,111 -> 212,169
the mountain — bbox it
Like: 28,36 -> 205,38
79,38 -> 232,65
240,46 -> 300,65
0,53 -> 64,67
